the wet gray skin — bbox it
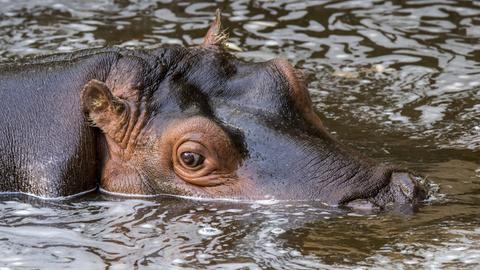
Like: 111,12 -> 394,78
0,1 -> 479,269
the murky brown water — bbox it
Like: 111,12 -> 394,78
0,0 -> 479,269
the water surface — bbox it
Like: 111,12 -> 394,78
0,0 -> 479,269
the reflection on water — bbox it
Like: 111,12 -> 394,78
1,194 -> 480,269
0,0 -> 479,269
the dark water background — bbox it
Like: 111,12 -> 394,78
0,0 -> 479,269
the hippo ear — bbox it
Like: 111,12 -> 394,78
81,79 -> 130,146
202,9 -> 227,47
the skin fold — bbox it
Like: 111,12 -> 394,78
0,11 -> 426,207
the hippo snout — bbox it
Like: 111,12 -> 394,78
344,171 -> 427,209
364,171 -> 427,208
345,170 -> 427,209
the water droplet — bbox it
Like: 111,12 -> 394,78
198,227 -> 223,236
172,258 -> 185,265
271,228 -> 285,234
290,250 -> 302,257
256,199 -> 278,205
374,64 -> 385,73
197,253 -> 214,259
269,218 -> 289,224
265,40 -> 279,46
250,204 -> 261,209
224,42 -> 243,52
335,54 -> 349,59
139,223 -> 154,229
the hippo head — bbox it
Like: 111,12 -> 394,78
81,11 -> 426,208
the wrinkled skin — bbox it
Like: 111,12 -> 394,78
0,13 -> 426,207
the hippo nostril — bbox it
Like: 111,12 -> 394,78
393,172 -> 415,197
390,172 -> 426,202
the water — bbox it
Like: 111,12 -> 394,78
0,0 -> 479,269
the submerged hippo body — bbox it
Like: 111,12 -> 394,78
0,13 -> 426,207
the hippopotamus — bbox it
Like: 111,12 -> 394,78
0,11 -> 426,208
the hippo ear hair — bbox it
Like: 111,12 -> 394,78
81,79 -> 130,146
202,9 -> 228,47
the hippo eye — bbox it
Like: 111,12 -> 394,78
180,151 -> 205,168
169,119 -> 241,187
